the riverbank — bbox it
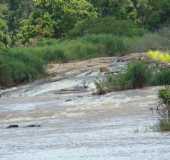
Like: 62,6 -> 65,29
1,53 -> 146,97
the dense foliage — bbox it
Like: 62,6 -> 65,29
0,0 -> 170,46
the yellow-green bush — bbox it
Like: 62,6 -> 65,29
147,50 -> 170,63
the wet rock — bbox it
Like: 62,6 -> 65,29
6,124 -> 19,129
25,124 -> 41,128
99,66 -> 110,73
82,81 -> 88,89
65,99 -> 72,102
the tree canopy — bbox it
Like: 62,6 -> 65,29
0,0 -> 170,46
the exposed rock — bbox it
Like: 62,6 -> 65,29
25,124 -> 41,128
65,99 -> 72,102
6,124 -> 19,129
99,66 -> 110,73
117,53 -> 147,62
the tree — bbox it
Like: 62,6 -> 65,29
89,0 -> 131,18
26,0 -> 97,38
18,12 -> 54,44
0,3 -> 10,48
89,0 -> 170,30
7,0 -> 34,38
130,0 -> 170,29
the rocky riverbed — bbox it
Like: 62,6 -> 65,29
0,55 -> 169,160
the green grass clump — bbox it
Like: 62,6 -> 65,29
125,62 -> 150,89
158,88 -> 170,132
159,119 -> 170,132
159,88 -> 170,105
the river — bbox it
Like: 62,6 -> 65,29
0,57 -> 169,160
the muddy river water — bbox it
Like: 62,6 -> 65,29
0,57 -> 170,160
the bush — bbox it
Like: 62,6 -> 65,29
0,45 -> 69,87
153,69 -> 170,86
95,73 -> 129,94
158,88 -> 170,132
159,88 -> 170,105
124,62 -> 151,88
0,49 -> 44,87
69,17 -> 145,37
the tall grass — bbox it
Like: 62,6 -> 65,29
0,46 -> 67,87
129,25 -> 170,52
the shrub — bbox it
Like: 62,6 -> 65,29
124,62 -> 150,89
158,88 -> 170,132
0,49 -> 44,87
95,73 -> 129,94
69,17 -> 145,37
147,50 -> 170,63
95,80 -> 107,95
159,88 -> 170,105
153,69 -> 170,86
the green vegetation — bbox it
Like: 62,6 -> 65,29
95,61 -> 151,94
0,47 -> 66,87
69,17 -> 145,37
2,31 -> 170,87
152,70 -> 170,86
158,119 -> 170,132
1,0 -> 170,46
157,88 -> 170,132
95,61 -> 170,94
159,88 -> 170,105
